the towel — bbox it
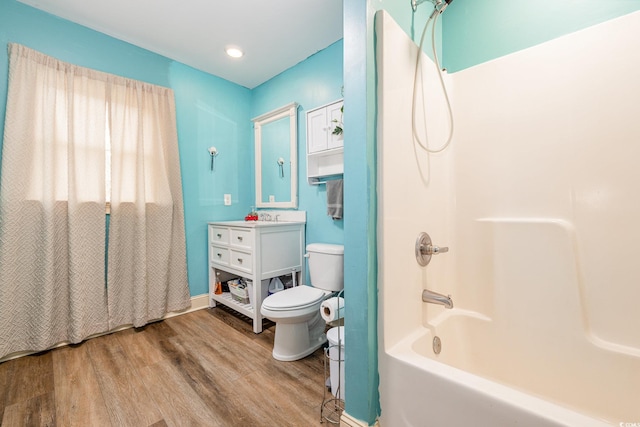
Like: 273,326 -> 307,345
326,179 -> 343,220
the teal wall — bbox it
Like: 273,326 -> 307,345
442,0 -> 640,72
170,66 -> 253,296
344,0 -> 640,425
0,0 -> 253,297
251,41 -> 344,247
343,1 -> 379,424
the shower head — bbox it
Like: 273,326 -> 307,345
411,0 -> 454,13
439,0 -> 454,13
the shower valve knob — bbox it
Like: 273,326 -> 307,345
427,245 -> 448,254
415,232 -> 449,266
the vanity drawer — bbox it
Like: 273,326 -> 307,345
230,228 -> 253,250
210,245 -> 229,266
210,226 -> 229,245
230,249 -> 252,273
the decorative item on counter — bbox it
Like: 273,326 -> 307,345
244,206 -> 258,221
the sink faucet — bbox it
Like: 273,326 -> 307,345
422,289 -> 453,309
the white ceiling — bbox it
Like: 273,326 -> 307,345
18,0 -> 344,89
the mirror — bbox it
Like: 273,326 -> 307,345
253,102 -> 298,208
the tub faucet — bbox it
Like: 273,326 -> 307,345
422,289 -> 453,309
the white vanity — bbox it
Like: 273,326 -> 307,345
210,101 -> 305,333
208,219 -> 305,333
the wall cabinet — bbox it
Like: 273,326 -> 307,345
208,220 -> 305,333
307,99 -> 343,153
306,99 -> 344,184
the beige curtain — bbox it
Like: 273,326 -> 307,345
0,44 -> 190,359
0,44 -> 109,359
106,76 -> 190,328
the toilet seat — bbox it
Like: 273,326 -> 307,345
262,286 -> 327,311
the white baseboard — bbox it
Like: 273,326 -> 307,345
163,293 -> 209,319
341,411 -> 380,427
0,294 -> 209,363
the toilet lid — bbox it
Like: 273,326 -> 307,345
262,286 -> 326,311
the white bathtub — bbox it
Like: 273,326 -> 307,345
376,9 -> 640,427
380,308 -> 636,426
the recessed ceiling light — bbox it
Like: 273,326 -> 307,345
225,47 -> 244,58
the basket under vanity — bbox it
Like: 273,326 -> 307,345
208,220 -> 305,333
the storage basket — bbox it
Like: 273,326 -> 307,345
228,280 -> 249,304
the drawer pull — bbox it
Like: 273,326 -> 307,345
237,258 -> 243,263
216,233 -> 222,238
217,253 -> 222,258
237,236 -> 243,241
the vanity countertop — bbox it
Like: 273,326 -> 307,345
208,220 -> 305,228
209,210 -> 306,227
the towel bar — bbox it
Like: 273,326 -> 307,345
309,174 -> 343,186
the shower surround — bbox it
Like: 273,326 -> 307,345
377,9 -> 640,426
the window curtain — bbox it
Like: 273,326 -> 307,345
0,44 -> 190,359
106,73 -> 190,328
0,44 -> 109,359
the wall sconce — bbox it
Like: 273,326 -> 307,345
209,147 -> 219,171
277,157 -> 285,178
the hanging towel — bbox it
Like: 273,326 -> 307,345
326,179 -> 343,220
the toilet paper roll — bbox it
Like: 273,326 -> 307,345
321,297 -> 345,322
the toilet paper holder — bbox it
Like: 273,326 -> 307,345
321,296 -> 344,323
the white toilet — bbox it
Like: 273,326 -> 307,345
261,243 -> 344,361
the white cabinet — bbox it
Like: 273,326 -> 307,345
306,99 -> 344,184
208,220 -> 305,333
307,100 -> 343,153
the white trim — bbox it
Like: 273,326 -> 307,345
340,411 -> 380,427
0,294 -> 209,363
253,102 -> 299,209
163,294 -> 209,319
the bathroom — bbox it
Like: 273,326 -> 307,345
1,0 -> 640,426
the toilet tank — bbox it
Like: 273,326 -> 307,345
307,243 -> 344,292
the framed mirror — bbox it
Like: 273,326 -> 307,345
253,102 -> 298,208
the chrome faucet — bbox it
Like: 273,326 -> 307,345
422,289 -> 453,309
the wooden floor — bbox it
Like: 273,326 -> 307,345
0,307 -> 332,426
